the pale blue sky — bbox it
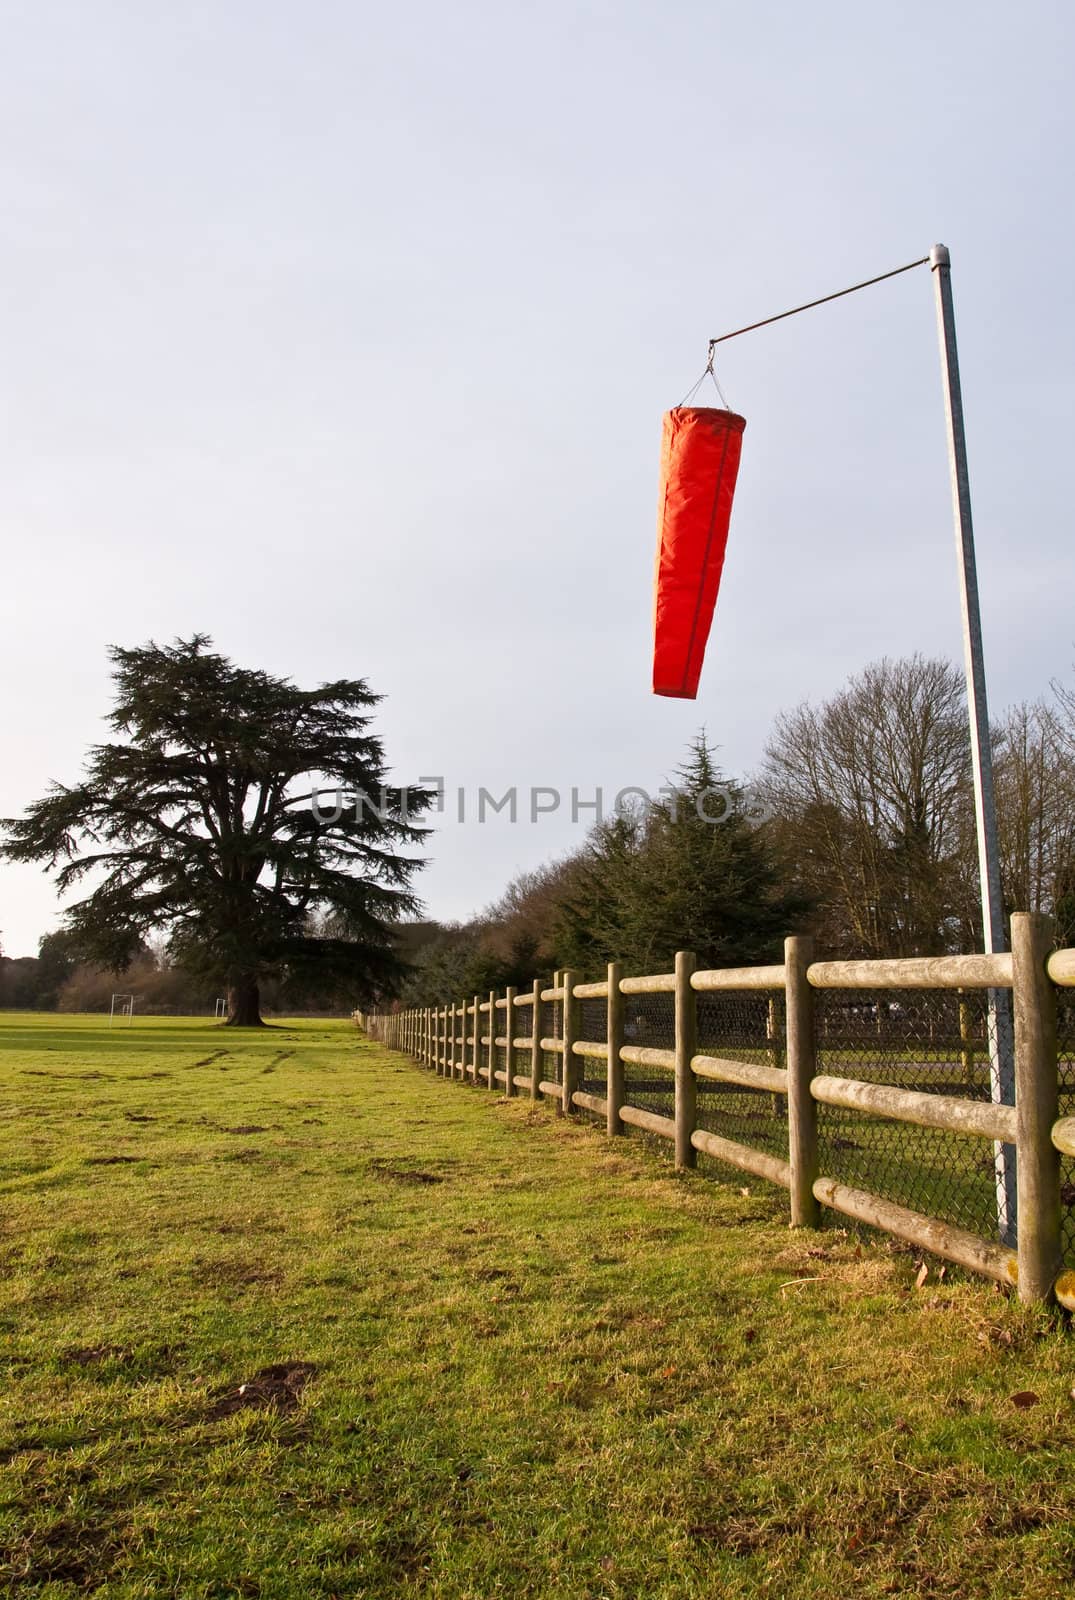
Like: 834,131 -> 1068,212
1,0 -> 1072,955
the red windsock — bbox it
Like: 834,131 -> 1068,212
652,406 -> 746,699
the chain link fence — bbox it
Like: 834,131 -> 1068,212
815,988 -> 1001,1239
696,991 -> 790,1173
373,932 -> 1074,1300
539,995 -> 562,1089
493,998 -> 509,1088
620,991 -> 674,1131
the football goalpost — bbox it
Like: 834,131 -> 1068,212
109,993 -> 135,1027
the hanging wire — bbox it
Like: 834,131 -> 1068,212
677,347 -> 733,411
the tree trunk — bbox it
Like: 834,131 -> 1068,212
226,976 -> 264,1027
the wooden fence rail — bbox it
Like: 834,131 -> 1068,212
358,914 -> 1075,1309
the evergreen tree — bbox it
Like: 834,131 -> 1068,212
554,734 -> 808,978
2,636 -> 430,1024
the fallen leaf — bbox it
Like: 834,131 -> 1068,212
661,1365 -> 678,1377
739,1187 -> 751,1197
1010,1391 -> 1039,1410
915,1262 -> 929,1289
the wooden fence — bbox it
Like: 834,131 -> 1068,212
358,913 -> 1075,1308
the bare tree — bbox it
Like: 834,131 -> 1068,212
759,656 -> 978,957
993,700 -> 1075,937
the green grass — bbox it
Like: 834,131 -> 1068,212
2,1012 -> 1074,1599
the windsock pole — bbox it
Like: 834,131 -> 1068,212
929,242 -> 1016,1243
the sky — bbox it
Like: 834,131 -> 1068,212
1,0 -> 1073,957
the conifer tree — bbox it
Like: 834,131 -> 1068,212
2,636 -> 430,1024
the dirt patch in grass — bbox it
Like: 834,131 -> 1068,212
59,1341 -> 185,1374
0,1513 -> 136,1588
259,1051 -> 296,1075
367,1157 -> 446,1186
84,1155 -> 141,1166
205,1361 -> 317,1420
20,1070 -> 111,1081
191,1260 -> 285,1289
61,1343 -> 127,1366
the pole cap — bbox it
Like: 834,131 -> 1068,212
929,242 -> 950,270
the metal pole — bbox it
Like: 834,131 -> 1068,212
930,242 -> 1017,1242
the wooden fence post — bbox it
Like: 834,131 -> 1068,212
785,934 -> 819,1228
457,1002 -> 466,1080
530,979 -> 542,1099
471,993 -> 479,1084
561,970 -> 578,1116
486,990 -> 497,1091
1011,911 -> 1061,1303
504,987 -> 517,1096
607,961 -> 624,1137
675,951 -> 697,1169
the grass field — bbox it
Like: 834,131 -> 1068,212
2,1013 -> 1074,1599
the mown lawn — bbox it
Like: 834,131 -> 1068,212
1,1011 -> 1073,1599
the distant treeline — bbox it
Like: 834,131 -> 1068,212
0,937 -> 357,1016
4,652 -> 1073,1013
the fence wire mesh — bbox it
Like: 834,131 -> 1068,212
1058,991 -> 1075,1266
575,996 -> 609,1114
815,988 -> 1003,1240
577,997 -> 607,1052
539,996 -> 563,1091
695,991 -> 790,1168
618,992 -> 674,1139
